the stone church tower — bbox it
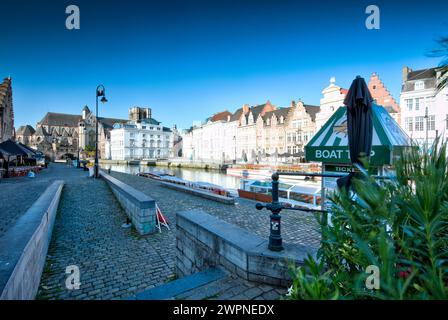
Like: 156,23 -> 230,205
129,107 -> 151,121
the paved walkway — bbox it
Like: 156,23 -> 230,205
37,167 -> 319,300
37,166 -> 174,300
0,164 -> 69,237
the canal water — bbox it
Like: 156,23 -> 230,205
100,164 -> 242,190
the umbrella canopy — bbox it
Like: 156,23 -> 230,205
305,104 -> 411,166
0,139 -> 28,157
17,142 -> 37,157
343,76 -> 374,165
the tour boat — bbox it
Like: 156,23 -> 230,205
238,178 -> 322,210
138,171 -> 231,197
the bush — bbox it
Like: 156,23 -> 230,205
286,140 -> 448,300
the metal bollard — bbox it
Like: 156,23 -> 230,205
256,172 -> 284,251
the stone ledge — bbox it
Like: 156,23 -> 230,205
100,171 -> 155,208
159,181 -> 235,205
0,180 -> 64,300
176,210 -> 317,287
100,171 -> 157,235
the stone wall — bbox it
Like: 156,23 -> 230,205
100,171 -> 157,235
0,180 -> 64,300
176,210 -> 317,287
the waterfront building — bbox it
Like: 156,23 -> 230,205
400,66 -> 448,147
368,72 -> 401,125
315,77 -> 347,130
182,110 -> 235,163
110,108 -> 173,160
0,77 -> 14,143
182,100 -> 320,164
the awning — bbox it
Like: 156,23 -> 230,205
0,139 -> 28,157
305,104 -> 412,166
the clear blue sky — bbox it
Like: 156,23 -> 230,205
0,0 -> 446,130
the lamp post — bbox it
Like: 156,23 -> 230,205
95,85 -> 108,178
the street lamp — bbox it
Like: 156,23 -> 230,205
95,85 -> 108,178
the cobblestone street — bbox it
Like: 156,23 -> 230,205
36,166 -> 319,300
0,164 -> 70,237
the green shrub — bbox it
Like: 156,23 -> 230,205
287,140 -> 448,300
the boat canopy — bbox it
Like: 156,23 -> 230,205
305,104 -> 412,166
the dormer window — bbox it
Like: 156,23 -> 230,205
280,116 -> 284,124
415,81 -> 424,91
266,118 -> 270,125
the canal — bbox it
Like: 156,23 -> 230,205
100,163 -> 242,190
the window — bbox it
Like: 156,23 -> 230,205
415,116 -> 424,131
406,99 -> 413,111
415,81 -> 424,90
428,115 -> 435,131
415,98 -> 423,111
405,117 -> 413,131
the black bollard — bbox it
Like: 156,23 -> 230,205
256,172 -> 284,251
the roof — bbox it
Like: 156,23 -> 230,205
262,108 -> 290,122
39,112 -> 81,127
163,127 -> 172,132
35,126 -> 50,136
99,117 -> 128,129
16,125 -> 35,136
230,108 -> 243,122
407,68 -> 437,81
140,118 -> 160,125
210,110 -> 232,122
304,104 -> 321,122
305,104 -> 411,166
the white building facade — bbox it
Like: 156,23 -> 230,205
110,118 -> 172,160
400,66 -> 448,147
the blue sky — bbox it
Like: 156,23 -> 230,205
0,0 -> 447,130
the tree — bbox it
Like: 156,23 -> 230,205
428,37 -> 448,92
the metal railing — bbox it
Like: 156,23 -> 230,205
255,167 -> 393,251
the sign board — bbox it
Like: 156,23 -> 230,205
323,164 -> 379,192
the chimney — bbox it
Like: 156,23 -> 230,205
402,66 -> 412,82
242,104 -> 250,114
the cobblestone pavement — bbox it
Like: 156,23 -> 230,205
37,167 -> 319,300
37,166 -> 175,300
109,171 -> 321,248
0,164 -> 69,237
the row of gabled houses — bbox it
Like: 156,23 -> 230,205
181,73 -> 401,164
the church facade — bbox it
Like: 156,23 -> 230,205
18,106 -> 128,160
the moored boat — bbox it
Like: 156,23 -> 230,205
238,178 -> 322,211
